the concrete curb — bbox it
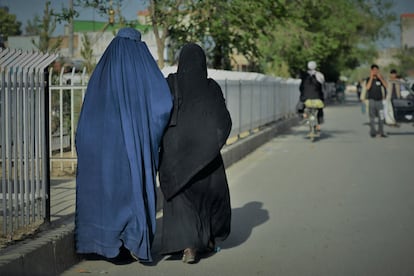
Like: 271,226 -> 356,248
222,116 -> 299,168
0,116 -> 299,276
0,220 -> 78,276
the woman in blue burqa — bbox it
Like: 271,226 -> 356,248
75,28 -> 172,262
159,43 -> 232,263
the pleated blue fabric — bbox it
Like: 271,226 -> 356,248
75,28 -> 172,262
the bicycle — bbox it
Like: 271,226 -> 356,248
304,107 -> 319,142
304,99 -> 324,142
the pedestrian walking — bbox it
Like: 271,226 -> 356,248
158,43 -> 232,264
384,69 -> 401,127
75,28 -> 172,262
356,81 -> 362,101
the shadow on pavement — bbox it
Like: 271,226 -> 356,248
219,201 -> 269,249
292,128 -> 354,141
147,201 -> 269,265
386,131 -> 414,136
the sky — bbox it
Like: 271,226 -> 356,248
1,0 -> 414,49
0,0 -> 147,33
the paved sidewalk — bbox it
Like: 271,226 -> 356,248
50,179 -> 76,223
0,115 -> 299,276
62,97 -> 414,276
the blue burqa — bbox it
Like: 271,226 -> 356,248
75,28 -> 172,262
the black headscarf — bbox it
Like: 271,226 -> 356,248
159,43 -> 232,200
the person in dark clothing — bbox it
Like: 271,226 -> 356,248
356,81 -> 362,101
158,43 -> 232,264
365,64 -> 387,137
299,61 -> 325,131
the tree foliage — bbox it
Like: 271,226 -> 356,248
30,1 -> 63,53
163,0 -> 395,77
148,0 -> 186,68
25,15 -> 41,35
74,0 -> 396,77
74,0 -> 128,26
393,47 -> 414,78
80,33 -> 96,74
165,0 -> 287,70
0,7 -> 22,40
258,0 -> 396,80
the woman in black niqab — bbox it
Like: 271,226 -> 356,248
158,43 -> 232,263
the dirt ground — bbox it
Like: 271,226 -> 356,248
0,221 -> 43,250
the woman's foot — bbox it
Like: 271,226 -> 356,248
207,240 -> 215,252
182,248 -> 197,264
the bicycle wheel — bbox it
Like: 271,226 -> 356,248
308,111 -> 316,142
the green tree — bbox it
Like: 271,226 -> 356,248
148,0 -> 186,68
165,0 -> 288,70
80,33 -> 96,74
25,15 -> 41,35
0,6 -> 22,40
30,1 -> 63,53
73,0 -> 396,76
75,0 -> 187,68
75,0 -> 126,26
394,46 -> 414,78
258,0 -> 396,80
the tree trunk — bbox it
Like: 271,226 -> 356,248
152,24 -> 165,68
150,0 -> 166,69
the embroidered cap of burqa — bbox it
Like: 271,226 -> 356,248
159,43 -> 232,200
75,28 -> 172,262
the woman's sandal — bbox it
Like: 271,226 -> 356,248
182,248 -> 197,264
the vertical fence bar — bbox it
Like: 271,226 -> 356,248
39,54 -> 58,223
20,52 -> 39,225
43,67 -> 51,223
59,87 -> 63,171
238,80 -> 242,138
71,86 -> 75,171
12,59 -> 19,231
6,65 -> 13,234
1,54 -> 6,234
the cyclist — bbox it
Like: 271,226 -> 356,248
299,61 -> 325,132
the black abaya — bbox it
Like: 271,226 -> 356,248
158,43 -> 232,254
160,155 -> 231,254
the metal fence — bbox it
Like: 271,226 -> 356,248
219,78 -> 299,138
48,73 -> 300,176
48,66 -> 87,175
0,49 -> 58,237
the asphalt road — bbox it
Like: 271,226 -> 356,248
61,95 -> 414,276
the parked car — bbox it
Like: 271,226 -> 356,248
51,59 -> 88,85
62,70 -> 89,85
392,82 -> 414,122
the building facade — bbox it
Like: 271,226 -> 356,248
401,13 -> 414,49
